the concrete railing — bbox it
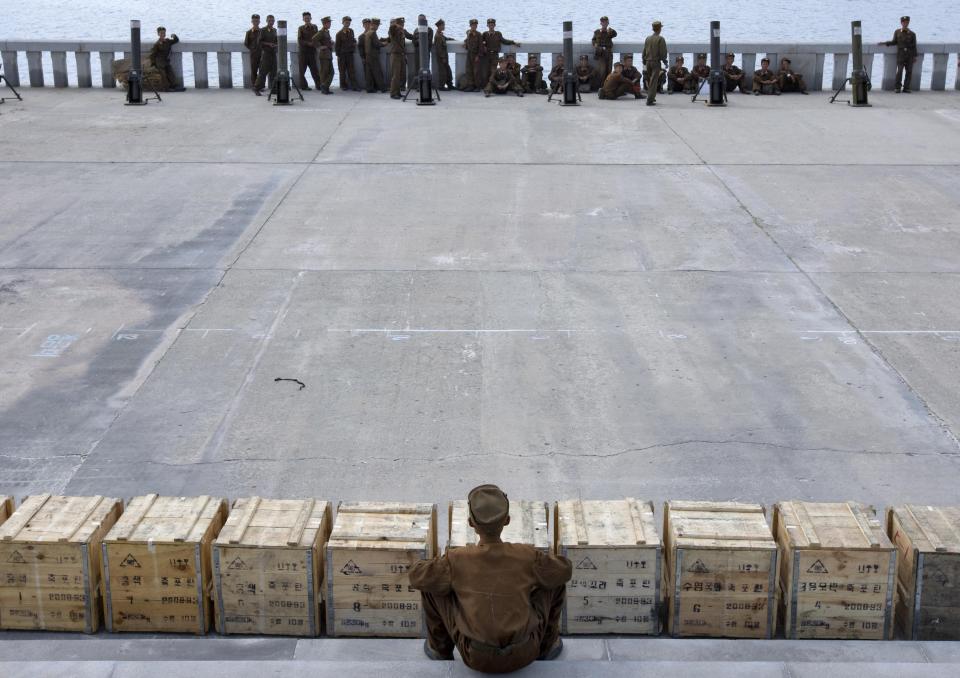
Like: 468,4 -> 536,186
2,40 -> 959,92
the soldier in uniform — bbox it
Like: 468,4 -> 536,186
313,16 -> 334,94
363,18 -> 386,93
335,16 -> 360,91
777,57 -> 808,94
642,20 -> 668,105
521,54 -> 548,94
484,57 -> 524,97
506,53 -> 523,86
387,17 -> 411,99
598,62 -> 634,100
243,14 -> 261,89
752,57 -> 780,95
592,16 -> 618,84
721,52 -> 747,93
690,52 -> 710,92
461,20 -> 484,91
879,15 -> 917,92
412,485 -> 571,672
297,12 -> 321,90
253,15 -> 278,95
358,18 -> 370,69
434,20 -> 454,90
620,54 -> 643,97
548,55 -> 565,94
667,55 -> 693,94
151,26 -> 184,91
575,54 -> 599,92
482,19 -> 521,89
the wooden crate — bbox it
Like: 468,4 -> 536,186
555,499 -> 661,635
0,494 -> 122,632
888,504 -> 960,640
447,499 -> 549,551
101,494 -> 228,634
774,501 -> 896,639
0,496 -> 12,524
213,497 -> 332,636
326,502 -> 437,637
664,500 -> 778,638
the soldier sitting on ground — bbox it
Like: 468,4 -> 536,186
667,55 -> 693,94
411,485 -> 572,673
690,52 -> 710,91
575,54 -> 599,92
548,55 -> 565,94
598,62 -> 634,100
752,57 -> 780,95
777,57 -> 808,94
484,57 -> 524,97
620,54 -> 643,97
521,54 -> 549,94
150,26 -> 184,91
721,52 -> 747,93
506,53 -> 523,86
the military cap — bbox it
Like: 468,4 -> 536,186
371,17 -> 380,23
652,20 -> 663,27
726,52 -> 734,58
600,16 -> 609,21
697,53 -> 707,59
343,16 -> 351,22
675,55 -> 684,61
469,19 -> 478,25
251,14 -> 260,19
781,57 -> 791,63
157,26 -> 166,32
487,18 -> 496,24
900,15 -> 910,21
579,54 -> 588,59
435,19 -> 444,27
362,18 -> 370,23
468,484 -> 509,527
302,11 -> 311,17
321,16 -> 331,22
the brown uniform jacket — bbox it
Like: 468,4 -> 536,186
642,33 -> 668,68
363,29 -> 383,60
483,30 -> 516,55
592,28 -> 617,53
435,32 -> 452,63
548,64 -> 564,86
298,24 -> 319,52
600,71 -> 628,96
259,26 -> 278,56
464,28 -> 483,54
313,28 -> 333,59
410,543 -> 572,647
387,23 -> 407,54
150,35 -> 179,67
621,64 -> 641,83
754,68 -> 777,85
335,27 -> 357,55
691,64 -> 710,79
668,65 -> 690,84
885,28 -> 917,63
244,27 -> 261,53
722,63 -> 743,79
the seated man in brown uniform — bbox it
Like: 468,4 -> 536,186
721,52 -> 747,93
598,62 -> 634,100
548,55 -> 566,94
667,55 -> 693,94
411,485 -> 571,672
690,52 -> 710,91
752,57 -> 780,95
777,57 -> 808,94
620,54 -> 643,96
484,57 -> 525,97
575,54 -> 599,92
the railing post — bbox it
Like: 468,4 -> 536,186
812,52 -> 825,91
76,50 -> 93,87
863,53 -> 875,85
27,50 -> 44,87
171,50 -> 184,87
956,53 -> 960,90
99,51 -> 116,87
217,51 -> 232,88
931,53 -> 948,90
832,52 -> 849,90
2,50 -> 20,87
742,53 -> 756,89
241,51 -> 252,88
881,51 -> 896,90
52,51 -> 68,87
193,52 -> 208,88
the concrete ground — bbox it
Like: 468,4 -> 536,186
1,88 -> 960,670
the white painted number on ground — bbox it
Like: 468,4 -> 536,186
31,334 -> 78,358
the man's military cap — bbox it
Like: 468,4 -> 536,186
652,20 -> 663,27
487,18 -> 496,24
697,53 -> 707,59
781,57 -> 791,63
470,19 -> 479,25
468,485 -> 510,527
251,14 -> 260,19
901,15 -> 910,21
675,55 -> 684,61
579,54 -> 588,59
302,12 -> 311,17
321,16 -> 331,22
726,52 -> 735,58
343,16 -> 351,22
600,16 -> 609,21
157,26 -> 166,32
435,19 -> 444,26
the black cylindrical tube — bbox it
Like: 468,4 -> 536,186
562,20 -> 577,104
276,20 -> 290,103
851,21 -> 868,106
417,15 -> 434,104
127,19 -> 144,104
131,20 -> 142,72
708,20 -> 725,105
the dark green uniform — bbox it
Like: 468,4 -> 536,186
520,63 -> 547,93
722,61 -> 746,93
434,29 -> 454,90
462,26 -> 484,90
150,35 -> 180,90
314,26 -> 334,92
298,23 -> 321,88
363,26 -> 386,92
335,25 -> 359,90
642,29 -> 668,105
752,66 -> 779,94
592,26 -> 617,81
885,27 -> 918,91
484,66 -> 524,95
481,28 -> 518,89
244,26 -> 261,87
667,64 -> 692,93
254,26 -> 278,92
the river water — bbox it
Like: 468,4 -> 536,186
4,1 -> 959,87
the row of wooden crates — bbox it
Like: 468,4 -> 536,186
1,494 -> 957,640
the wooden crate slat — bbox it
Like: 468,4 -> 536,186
337,502 -> 435,515
668,500 -> 765,514
848,503 -> 882,548
109,493 -> 158,541
0,493 -> 51,541
287,498 -> 316,547
0,496 -> 12,526
225,496 -> 261,544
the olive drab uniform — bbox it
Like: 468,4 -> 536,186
150,34 -> 180,90
254,25 -> 278,92
885,27 -> 917,91
777,63 -> 807,93
411,544 -> 572,673
667,64 -> 691,93
599,71 -> 632,99
691,58 -> 710,91
363,26 -> 386,92
244,26 -> 261,87
752,66 -> 779,94
387,22 -> 408,97
642,29 -> 668,104
621,61 -> 642,95
335,25 -> 359,90
297,22 -> 321,88
592,27 -> 617,82
434,30 -> 454,89
314,25 -> 334,91
722,61 -> 746,92
481,28 -> 517,89
575,58 -> 599,92
484,65 -> 523,95
462,27 -> 484,90
520,63 -> 547,93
